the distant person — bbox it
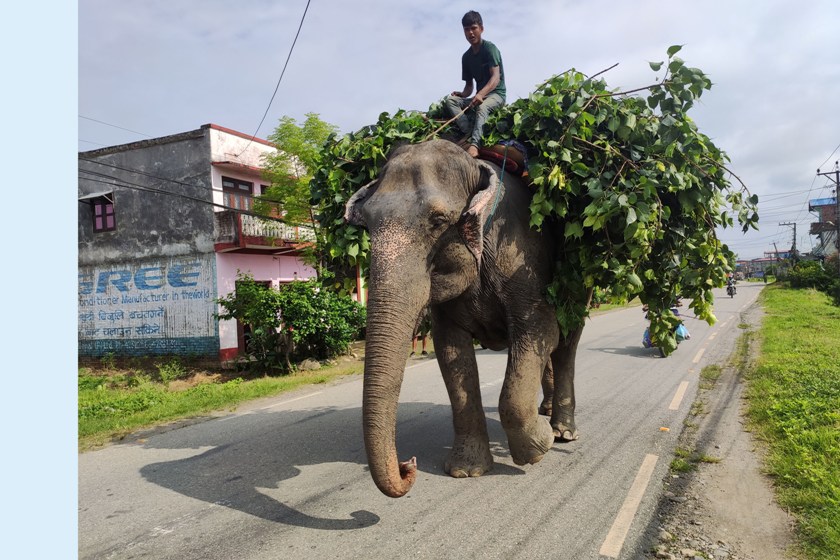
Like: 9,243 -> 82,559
410,309 -> 432,357
444,10 -> 506,158
727,274 -> 737,294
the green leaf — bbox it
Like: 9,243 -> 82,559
564,221 -> 584,239
667,45 -> 683,57
627,272 -> 643,290
649,61 -> 663,71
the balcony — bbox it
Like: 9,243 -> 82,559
214,210 -> 316,253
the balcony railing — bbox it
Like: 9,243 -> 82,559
240,214 -> 316,241
214,210 -> 316,251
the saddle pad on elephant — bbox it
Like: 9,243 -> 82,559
477,146 -> 523,175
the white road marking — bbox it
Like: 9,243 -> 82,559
260,391 -> 323,410
692,348 -> 705,364
217,391 -> 324,421
599,454 -> 659,558
668,381 -> 690,410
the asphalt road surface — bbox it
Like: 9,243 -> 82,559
79,283 -> 764,560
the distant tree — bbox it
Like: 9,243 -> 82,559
260,113 -> 339,226
260,113 -> 340,275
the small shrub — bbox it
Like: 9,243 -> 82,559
670,458 -> 695,473
100,352 -> 117,370
79,375 -> 107,391
155,358 -> 188,386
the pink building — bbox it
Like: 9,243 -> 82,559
78,124 -> 317,363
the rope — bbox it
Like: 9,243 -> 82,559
424,104 -> 471,141
483,145 -> 508,234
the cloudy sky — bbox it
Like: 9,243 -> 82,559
78,0 -> 840,259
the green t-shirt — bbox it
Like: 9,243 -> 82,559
461,40 -> 505,99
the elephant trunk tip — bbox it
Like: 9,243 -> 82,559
377,456 -> 418,498
400,456 -> 417,476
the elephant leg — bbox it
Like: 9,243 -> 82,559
539,360 -> 554,416
432,317 -> 493,478
550,326 -> 584,442
499,338 -> 555,466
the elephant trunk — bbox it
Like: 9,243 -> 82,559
363,276 -> 428,498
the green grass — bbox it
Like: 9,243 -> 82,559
79,359 -> 364,450
669,446 -> 720,473
747,284 -> 840,559
699,364 -> 722,389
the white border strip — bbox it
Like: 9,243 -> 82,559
599,454 -> 659,558
668,381 -> 690,411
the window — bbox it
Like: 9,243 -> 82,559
93,197 -> 116,232
222,176 -> 254,211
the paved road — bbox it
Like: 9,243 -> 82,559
79,283 -> 764,560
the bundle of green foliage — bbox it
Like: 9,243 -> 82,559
215,273 -> 366,372
311,46 -> 759,355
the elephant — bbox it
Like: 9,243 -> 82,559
344,139 -> 581,498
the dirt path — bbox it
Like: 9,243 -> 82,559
643,303 -> 797,559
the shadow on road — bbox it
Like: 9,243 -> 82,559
138,402 -> 522,529
592,345 -> 661,358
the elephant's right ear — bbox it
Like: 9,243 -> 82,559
344,179 -> 378,227
458,162 -> 499,266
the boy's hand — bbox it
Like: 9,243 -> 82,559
471,93 -> 485,106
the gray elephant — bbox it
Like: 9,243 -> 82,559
345,139 -> 580,498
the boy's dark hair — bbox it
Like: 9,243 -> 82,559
461,10 -> 482,27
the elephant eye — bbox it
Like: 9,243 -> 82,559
429,213 -> 450,229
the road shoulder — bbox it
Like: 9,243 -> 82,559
642,302 -> 797,560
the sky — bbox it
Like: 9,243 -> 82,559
78,0 -> 840,260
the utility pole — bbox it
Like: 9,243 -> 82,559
779,221 -> 798,263
816,161 -> 840,276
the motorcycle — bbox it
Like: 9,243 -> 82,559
726,284 -> 736,298
642,302 -> 690,357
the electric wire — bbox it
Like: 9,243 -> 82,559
816,142 -> 840,172
79,115 -> 154,139
78,169 -> 313,228
236,0 -> 312,157
79,157 -> 290,212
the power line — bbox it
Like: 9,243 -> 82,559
817,142 -> 840,171
78,169 -> 312,228
79,115 -> 153,139
80,157 -> 219,193
237,0 -> 312,156
79,157 -> 286,209
79,139 -> 109,148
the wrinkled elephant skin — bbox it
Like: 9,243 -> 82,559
345,140 -> 579,497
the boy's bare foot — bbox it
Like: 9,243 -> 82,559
467,145 -> 479,158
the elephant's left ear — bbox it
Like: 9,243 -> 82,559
458,162 -> 499,266
344,179 -> 378,227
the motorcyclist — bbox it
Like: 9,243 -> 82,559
726,274 -> 737,295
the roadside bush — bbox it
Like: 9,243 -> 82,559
216,272 -> 366,372
276,276 -> 366,360
788,260 -> 833,290
787,259 -> 840,306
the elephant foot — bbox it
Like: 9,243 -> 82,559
508,416 -> 554,466
551,412 -> 578,442
553,424 -> 579,442
445,434 -> 493,478
538,402 -> 552,416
